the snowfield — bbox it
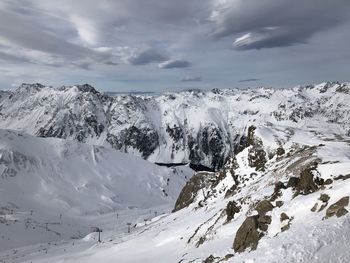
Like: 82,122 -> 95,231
0,129 -> 193,252
0,82 -> 349,263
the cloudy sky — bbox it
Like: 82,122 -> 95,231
0,0 -> 349,92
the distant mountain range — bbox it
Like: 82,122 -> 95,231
1,82 -> 349,170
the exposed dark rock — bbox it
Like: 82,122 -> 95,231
255,200 -> 274,215
233,215 -> 262,253
258,223 -> 268,232
334,174 -> 350,181
271,181 -> 286,201
257,215 -> 271,231
276,147 -> 285,156
296,167 -> 319,194
224,254 -> 234,260
226,201 -> 241,222
196,236 -> 206,247
76,84 -> 100,94
187,124 -> 230,171
173,172 -> 216,212
234,126 -> 256,154
258,215 -> 272,224
335,208 -> 349,217
203,255 -> 219,263
234,126 -> 267,171
287,177 -> 300,188
166,124 -> 184,142
280,213 -> 289,222
124,126 -> 159,159
311,203 -> 318,212
281,224 -> 290,232
224,186 -> 236,199
324,179 -> 333,185
336,83 -> 350,94
325,196 -> 349,219
275,181 -> 287,191
248,147 -> 267,172
276,201 -> 284,207
189,164 -> 215,173
84,115 -> 104,136
319,194 -> 330,203
247,126 -> 256,145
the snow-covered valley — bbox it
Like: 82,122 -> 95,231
0,82 -> 349,262
0,130 -> 193,252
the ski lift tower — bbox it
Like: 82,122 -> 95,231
91,227 -> 103,243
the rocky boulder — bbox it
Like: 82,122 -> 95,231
226,201 -> 241,222
296,167 -> 319,194
233,215 -> 262,253
255,200 -> 274,215
319,194 -> 330,203
325,196 -> 349,219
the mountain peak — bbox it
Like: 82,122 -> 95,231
16,83 -> 45,93
75,84 -> 100,94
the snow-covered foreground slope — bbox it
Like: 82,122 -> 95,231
1,118 -> 349,262
1,82 -> 349,170
0,129 -> 193,251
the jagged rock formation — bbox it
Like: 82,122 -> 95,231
173,172 -> 216,212
168,110 -> 350,261
1,82 -> 350,170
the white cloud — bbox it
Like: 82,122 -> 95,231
158,59 -> 190,69
70,15 -> 99,46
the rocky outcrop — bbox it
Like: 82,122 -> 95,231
233,199 -> 274,253
285,164 -> 320,196
245,126 -> 267,171
226,201 -> 241,222
173,172 -> 216,212
296,166 -> 319,194
319,194 -> 330,203
255,200 -> 274,215
233,215 -> 262,252
325,197 -> 349,219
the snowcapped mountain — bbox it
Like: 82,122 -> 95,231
0,82 -> 349,262
0,129 -> 193,251
1,82 -> 349,170
1,109 -> 349,263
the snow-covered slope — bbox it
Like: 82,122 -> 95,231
1,82 -> 349,170
1,111 -> 349,262
0,129 -> 193,251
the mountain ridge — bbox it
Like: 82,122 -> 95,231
0,81 -> 349,170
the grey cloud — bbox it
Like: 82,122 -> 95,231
159,59 -> 191,69
238,78 -> 260,83
127,47 -> 168,65
0,51 -> 31,63
181,76 -> 202,82
0,7 -> 117,69
0,0 -> 349,92
211,0 -> 350,50
0,10 -> 89,58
